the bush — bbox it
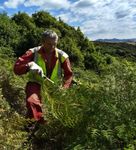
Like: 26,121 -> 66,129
0,13 -> 20,49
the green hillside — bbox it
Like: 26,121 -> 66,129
0,11 -> 136,150
94,41 -> 136,61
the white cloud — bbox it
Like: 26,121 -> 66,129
0,6 -> 5,10
64,0 -> 136,40
24,0 -> 70,10
24,0 -> 45,7
56,12 -> 71,23
49,0 -> 136,40
2,0 -> 136,39
56,11 -> 83,26
4,0 -> 25,8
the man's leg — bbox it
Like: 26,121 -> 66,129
25,82 -> 44,123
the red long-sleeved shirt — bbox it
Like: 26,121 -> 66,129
14,47 -> 73,88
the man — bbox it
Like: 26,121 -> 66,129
14,30 -> 73,124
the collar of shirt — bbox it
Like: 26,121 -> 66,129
38,46 -> 58,76
38,46 -> 58,61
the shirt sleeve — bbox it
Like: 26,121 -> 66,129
14,50 -> 34,75
61,58 -> 73,89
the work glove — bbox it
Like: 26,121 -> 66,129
28,61 -> 45,78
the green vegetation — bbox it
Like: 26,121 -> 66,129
94,42 -> 136,62
0,11 -> 136,149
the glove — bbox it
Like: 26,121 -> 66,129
28,61 -> 45,78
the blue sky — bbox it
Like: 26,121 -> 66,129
0,0 -> 136,40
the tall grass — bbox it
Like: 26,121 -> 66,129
0,52 -> 136,149
39,58 -> 136,149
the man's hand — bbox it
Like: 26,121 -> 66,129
28,61 -> 45,77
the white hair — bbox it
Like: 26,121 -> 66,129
42,30 -> 58,42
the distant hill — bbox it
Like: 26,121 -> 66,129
95,38 -> 136,43
94,40 -> 136,60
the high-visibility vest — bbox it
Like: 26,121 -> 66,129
28,46 -> 68,85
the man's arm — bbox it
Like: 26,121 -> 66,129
61,58 -> 73,89
14,50 -> 34,75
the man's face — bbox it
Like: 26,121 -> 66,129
43,38 -> 58,52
